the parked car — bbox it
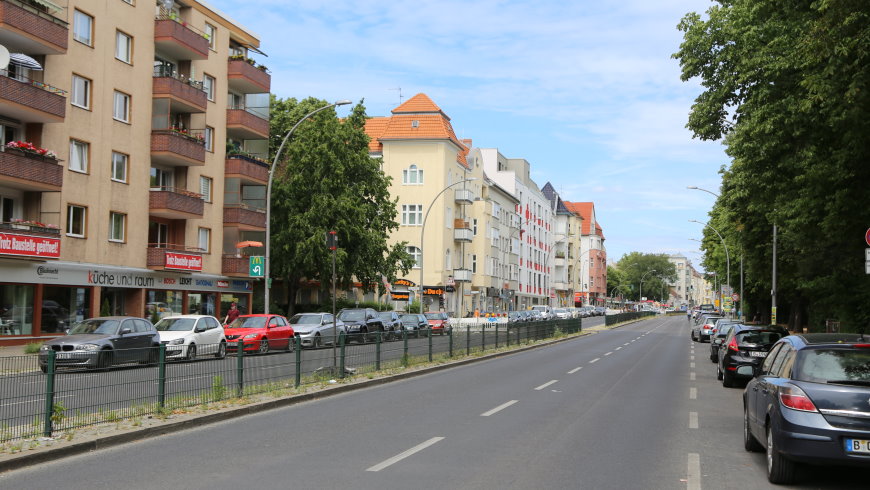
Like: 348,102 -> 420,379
507,311 -> 526,323
594,306 -> 606,316
38,316 -> 159,371
399,313 -> 428,338
718,324 -> 786,387
744,333 -> 870,484
424,311 -> 451,335
528,310 -> 544,321
709,322 -> 738,363
154,315 -> 226,360
553,308 -> 570,319
289,312 -> 343,348
224,314 -> 294,354
378,311 -> 402,341
530,305 -> 552,320
691,315 -> 723,342
337,308 -> 384,343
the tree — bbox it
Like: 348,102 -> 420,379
614,253 -> 677,302
674,1 -> 870,330
269,97 -> 414,314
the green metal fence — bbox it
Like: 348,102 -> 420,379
0,318 -> 581,443
604,311 -> 657,326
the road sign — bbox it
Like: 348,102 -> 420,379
732,293 -> 740,302
866,248 -> 870,261
771,306 -> 777,325
866,261 -> 870,275
249,256 -> 264,277
723,297 -> 733,312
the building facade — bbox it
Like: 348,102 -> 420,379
564,201 -> 606,306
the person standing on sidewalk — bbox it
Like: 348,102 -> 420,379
223,303 -> 240,325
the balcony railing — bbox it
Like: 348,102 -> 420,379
227,57 -> 271,94
0,69 -> 66,123
453,269 -> 472,282
454,227 -> 473,242
0,221 -> 60,235
222,254 -> 250,276
152,66 -> 207,113
151,129 -> 206,166
226,107 -> 269,139
225,153 -> 269,184
154,15 -> 209,60
149,187 -> 204,218
0,0 -> 68,54
0,146 -> 63,190
454,188 -> 474,204
223,203 -> 266,230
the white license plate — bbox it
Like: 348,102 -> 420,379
749,351 -> 767,358
846,439 -> 870,454
57,352 -> 73,359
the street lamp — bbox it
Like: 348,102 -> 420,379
419,178 -> 478,314
639,269 -> 657,308
263,100 -> 352,314
686,185 -> 720,198
689,219 -> 731,317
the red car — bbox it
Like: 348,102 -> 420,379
224,314 -> 294,354
424,311 -> 451,336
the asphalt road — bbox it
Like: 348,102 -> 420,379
6,315 -> 861,489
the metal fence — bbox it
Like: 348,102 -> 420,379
0,318 -> 581,443
604,311 -> 657,326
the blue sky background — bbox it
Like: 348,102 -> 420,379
211,0 -> 724,268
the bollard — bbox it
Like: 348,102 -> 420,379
43,350 -> 56,437
339,332 -> 347,378
466,325 -> 471,355
482,323 -> 486,352
403,329 -> 409,361
448,326 -> 454,357
428,327 -> 433,362
294,336 -> 302,388
157,344 -> 166,409
236,341 -> 245,397
376,331 -> 382,371
495,323 -> 499,349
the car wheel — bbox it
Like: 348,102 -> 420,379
215,342 -> 226,359
286,337 -> 294,352
186,344 -> 197,361
97,350 -> 113,370
358,329 -> 368,344
314,334 -> 322,349
40,364 -> 47,373
767,425 -> 797,484
722,369 -> 735,388
744,407 -> 763,452
716,366 -> 723,380
258,338 -> 270,354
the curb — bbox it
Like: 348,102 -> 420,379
1,327 -> 603,473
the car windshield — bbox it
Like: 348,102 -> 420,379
736,330 -> 782,346
425,312 -> 447,320
400,315 -> 419,324
338,310 -> 365,321
289,314 -> 321,325
795,349 -> 870,383
378,312 -> 394,321
69,319 -> 120,335
228,316 -> 266,329
155,318 -> 197,331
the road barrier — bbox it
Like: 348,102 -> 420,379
0,318 -> 581,443
604,311 -> 657,326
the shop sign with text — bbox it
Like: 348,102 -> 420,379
165,252 -> 203,271
0,233 -> 61,259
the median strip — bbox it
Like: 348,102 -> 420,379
366,436 -> 445,472
480,400 -> 518,417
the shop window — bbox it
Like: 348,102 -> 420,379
145,290 -> 182,321
188,293 -> 216,316
41,287 -> 90,334
0,284 -> 34,336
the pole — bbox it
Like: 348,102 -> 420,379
739,255 -> 744,321
264,100 -> 351,314
772,223 -> 777,324
331,237 -> 337,370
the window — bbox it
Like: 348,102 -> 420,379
472,218 -> 478,236
401,204 -> 422,226
115,31 -> 132,63
73,10 -> 93,46
149,222 -> 169,247
204,126 -> 214,151
198,228 -> 210,253
109,212 -> 126,242
67,205 -> 86,237
199,176 -> 212,202
205,23 -> 216,50
203,74 -> 215,101
69,140 -> 89,173
113,91 -> 130,122
402,164 -> 423,185
71,75 -> 91,109
471,254 -> 477,273
150,167 -> 173,189
406,246 -> 421,268
111,152 -> 128,182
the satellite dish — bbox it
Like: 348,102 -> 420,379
0,45 -> 10,71
161,0 -> 173,10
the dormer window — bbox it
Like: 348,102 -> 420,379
411,120 -> 419,128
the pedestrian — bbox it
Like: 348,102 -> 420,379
223,302 -> 240,325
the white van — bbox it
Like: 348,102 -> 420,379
530,305 -> 553,320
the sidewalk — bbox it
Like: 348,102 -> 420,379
0,344 -> 30,357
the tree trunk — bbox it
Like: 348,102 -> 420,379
285,275 -> 300,316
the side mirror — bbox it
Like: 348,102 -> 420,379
195,326 -> 206,333
119,328 -> 132,335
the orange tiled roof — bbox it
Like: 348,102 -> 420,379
564,202 -> 595,235
364,117 -> 389,153
392,93 -> 447,118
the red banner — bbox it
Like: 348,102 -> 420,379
0,233 -> 61,259
164,252 -> 203,271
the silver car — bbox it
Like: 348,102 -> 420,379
289,312 -> 343,348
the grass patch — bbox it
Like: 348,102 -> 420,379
23,342 -> 43,355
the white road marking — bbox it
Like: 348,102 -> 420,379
535,380 -> 559,391
623,342 -> 630,346
690,372 -> 696,381
690,387 -> 697,399
687,453 -> 701,490
604,351 -> 613,356
690,362 -> 695,368
631,339 -> 636,343
589,358 -> 600,364
615,346 -> 622,351
0,394 -> 75,408
567,366 -> 583,374
689,412 -> 698,429
480,400 -> 518,417
690,355 -> 695,361
366,437 -> 445,472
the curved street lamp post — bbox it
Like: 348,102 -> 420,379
689,219 -> 731,317
639,269 -> 657,310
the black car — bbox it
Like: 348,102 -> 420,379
717,324 -> 786,387
399,313 -> 427,338
336,308 -> 384,343
377,311 -> 402,341
38,316 -> 159,371
744,333 -> 870,484
709,320 -> 739,362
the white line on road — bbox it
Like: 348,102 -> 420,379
623,343 -> 630,346
631,339 -> 636,343
567,366 -> 583,374
615,346 -> 622,351
366,437 -> 445,472
589,358 -> 600,364
690,355 -> 695,361
0,394 -> 75,408
535,380 -> 559,391
690,387 -> 697,399
690,372 -> 696,381
690,362 -> 695,368
604,351 -> 613,356
689,412 -> 698,429
687,453 -> 701,490
481,400 -> 518,417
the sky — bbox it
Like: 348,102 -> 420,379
210,0 -> 725,269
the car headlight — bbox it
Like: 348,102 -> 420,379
243,333 -> 259,339
295,331 -> 309,336
78,344 -> 100,351
40,345 -> 51,351
169,338 -> 184,345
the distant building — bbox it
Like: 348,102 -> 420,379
563,202 -> 606,305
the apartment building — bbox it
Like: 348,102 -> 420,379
564,201 -> 606,306
541,182 -> 579,307
0,0 -> 268,342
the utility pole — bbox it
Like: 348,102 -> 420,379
772,223 -> 777,325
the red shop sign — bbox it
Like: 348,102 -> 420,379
164,252 -> 203,271
0,233 -> 61,259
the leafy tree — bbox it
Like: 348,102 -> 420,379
614,253 -> 677,302
269,97 -> 414,314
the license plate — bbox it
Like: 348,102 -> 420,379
749,351 -> 767,358
57,352 -> 73,359
227,342 -> 238,348
846,439 -> 870,454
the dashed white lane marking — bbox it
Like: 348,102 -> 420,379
0,394 -> 74,408
366,437 -> 445,472
690,372 -> 696,381
604,351 -> 613,356
690,362 -> 695,368
690,355 -> 695,361
687,453 -> 701,490
615,346 -> 622,351
535,380 -> 559,391
480,400 -> 518,417
623,343 -> 630,346
689,387 -> 697,399
568,366 -> 583,374
589,358 -> 600,364
631,339 -> 637,343
689,412 -> 698,429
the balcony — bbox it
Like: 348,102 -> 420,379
147,246 -> 203,272
222,255 -> 250,277
226,108 -> 269,139
227,57 -> 270,94
454,188 -> 474,204
454,227 -> 473,242
152,71 -> 207,113
223,204 -> 266,231
151,129 -> 206,167
149,187 -> 204,219
0,147 -> 63,191
453,268 -> 472,282
225,154 -> 269,185
154,16 -> 208,60
554,257 -> 566,267
0,71 -> 66,123
0,222 -> 61,260
0,0 -> 68,54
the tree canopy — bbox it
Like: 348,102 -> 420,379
612,253 -> 677,302
674,1 -> 870,330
